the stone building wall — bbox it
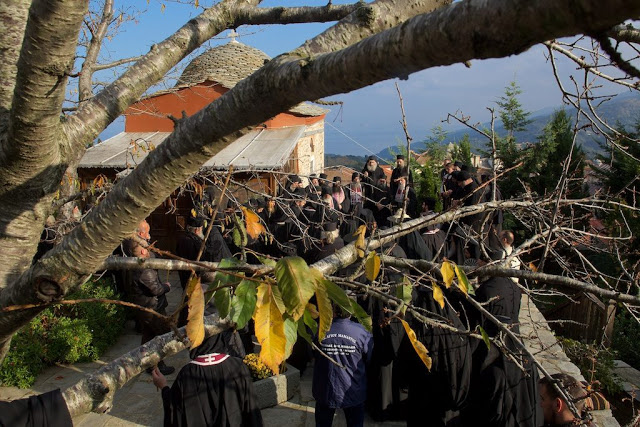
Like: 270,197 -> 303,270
292,121 -> 324,184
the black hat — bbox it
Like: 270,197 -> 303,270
333,176 -> 341,183
453,170 -> 471,181
453,161 -> 463,168
292,188 -> 306,199
367,155 -> 377,161
397,154 -> 405,160
351,172 -> 360,180
323,222 -> 338,232
321,186 -> 332,197
257,198 -> 266,208
319,173 -> 328,180
425,197 -> 437,211
290,174 -> 302,183
187,216 -> 205,227
309,173 -> 317,178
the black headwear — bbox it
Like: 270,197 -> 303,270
397,154 -> 405,160
321,186 -> 332,197
323,222 -> 338,232
319,173 -> 328,180
189,329 -> 245,359
352,172 -> 360,181
290,174 -> 302,183
367,155 -> 377,161
333,176 -> 341,183
187,216 -> 205,227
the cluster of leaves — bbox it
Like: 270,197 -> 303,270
612,309 -> 640,370
185,255 -> 376,374
0,277 -> 126,388
242,353 -> 274,381
561,338 -> 622,395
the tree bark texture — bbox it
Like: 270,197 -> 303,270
62,316 -> 232,417
0,0 -> 87,290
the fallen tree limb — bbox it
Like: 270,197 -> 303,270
62,315 -> 232,417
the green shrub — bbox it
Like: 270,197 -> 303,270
44,317 -> 94,364
612,308 -> 640,370
0,276 -> 126,388
561,338 -> 622,395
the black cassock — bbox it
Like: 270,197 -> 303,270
161,331 -> 263,427
0,389 -> 72,427
461,277 -> 541,427
402,286 -> 472,427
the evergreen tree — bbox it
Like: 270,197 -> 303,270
491,81 -> 531,198
497,80 -> 532,139
528,109 -> 585,197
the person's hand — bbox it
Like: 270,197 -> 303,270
151,367 -> 168,389
164,282 -> 171,289
363,171 -> 368,177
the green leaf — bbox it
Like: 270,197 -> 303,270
283,316 -> 298,360
396,277 -> 412,315
232,227 -> 242,247
215,258 -> 242,287
213,287 -> 231,318
479,326 -> 491,350
297,318 -> 313,345
454,265 -> 475,296
303,309 -> 318,336
318,272 -> 351,311
315,280 -> 333,341
365,251 -> 381,281
230,279 -> 257,329
275,257 -> 317,321
349,299 -> 372,332
257,255 -> 277,268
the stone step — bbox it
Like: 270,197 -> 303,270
613,360 -> 640,402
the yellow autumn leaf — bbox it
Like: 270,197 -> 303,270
241,206 -> 266,239
400,319 -> 432,371
529,262 -> 538,272
190,208 -> 197,218
441,261 -> 455,288
365,251 -> 381,282
186,274 -> 199,299
186,279 -> 205,349
432,282 -> 445,309
354,225 -> 366,258
254,283 -> 286,373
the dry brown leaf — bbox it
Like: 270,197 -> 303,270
241,207 -> 266,239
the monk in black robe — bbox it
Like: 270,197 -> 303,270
0,389 -> 72,427
152,330 -> 262,427
461,275 -> 541,427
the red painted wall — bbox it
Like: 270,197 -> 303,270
125,81 -> 324,132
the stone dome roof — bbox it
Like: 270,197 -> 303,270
176,40 -> 270,89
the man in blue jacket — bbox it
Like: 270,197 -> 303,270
312,306 -> 374,427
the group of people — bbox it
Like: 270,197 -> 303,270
132,155 -> 599,427
10,156 -> 601,427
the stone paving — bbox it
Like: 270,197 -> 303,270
0,274 -> 628,426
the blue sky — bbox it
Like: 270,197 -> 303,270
95,0 -> 628,155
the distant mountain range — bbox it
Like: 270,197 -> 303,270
326,91 -> 640,163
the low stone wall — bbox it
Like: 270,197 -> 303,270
520,295 -> 619,427
254,364 -> 300,409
